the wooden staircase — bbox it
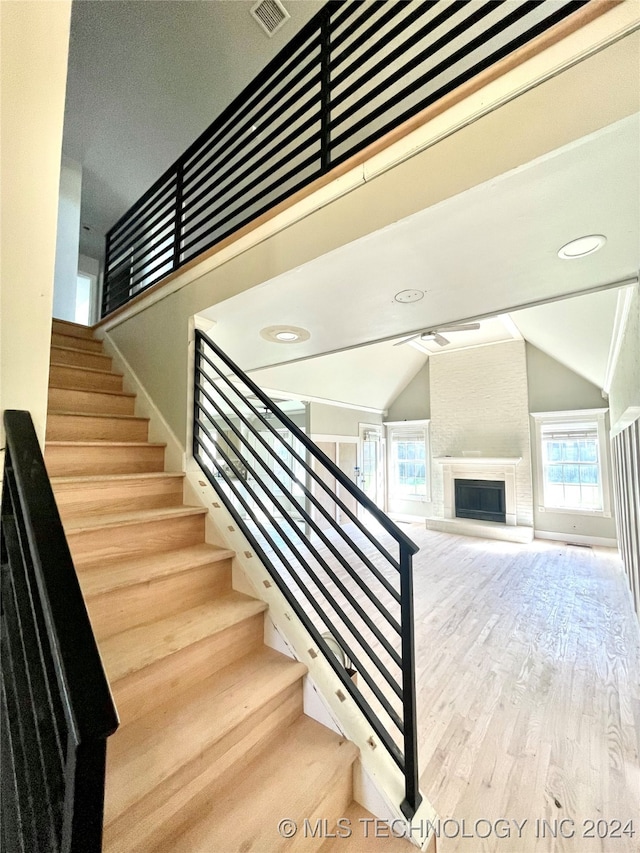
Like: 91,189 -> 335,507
45,319 -> 410,852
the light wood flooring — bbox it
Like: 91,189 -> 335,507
406,527 -> 640,853
255,518 -> 640,852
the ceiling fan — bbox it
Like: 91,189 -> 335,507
394,322 -> 481,348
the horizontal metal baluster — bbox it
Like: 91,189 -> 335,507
196,386 -> 401,617
181,151 -> 321,257
330,0 -> 492,115
116,214 -> 175,269
183,45 -> 321,193
196,348 -> 404,581
330,0 -> 437,72
108,178 -> 178,252
195,411 -> 403,676
197,336 -> 415,561
194,429 -> 406,771
181,22 -> 321,176
182,99 -> 322,228
193,428 -> 405,728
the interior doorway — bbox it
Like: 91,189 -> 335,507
358,424 -> 385,513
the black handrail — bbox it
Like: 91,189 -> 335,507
102,0 -> 588,316
1,410 -> 118,852
193,330 -> 421,815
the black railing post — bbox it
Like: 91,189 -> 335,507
102,233 -> 112,317
173,160 -> 184,271
319,4 -> 332,172
399,546 -> 422,819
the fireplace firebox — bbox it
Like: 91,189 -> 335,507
454,478 -> 506,523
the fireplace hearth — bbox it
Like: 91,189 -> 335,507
455,478 -> 506,523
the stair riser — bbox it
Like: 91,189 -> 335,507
53,476 -> 184,519
48,364 -> 123,393
110,614 -> 264,725
51,332 -> 103,352
86,560 -> 233,640
67,513 -> 205,567
51,320 -> 95,340
104,685 -> 303,849
50,347 -> 112,371
106,674 -> 303,825
48,387 -> 135,416
46,414 -> 149,443
45,444 -> 165,477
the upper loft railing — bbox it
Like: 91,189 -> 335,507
102,0 -> 591,317
193,330 -> 422,816
1,410 -> 118,852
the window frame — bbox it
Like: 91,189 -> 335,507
531,409 -> 611,517
384,419 -> 431,504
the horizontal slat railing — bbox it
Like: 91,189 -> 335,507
0,410 -> 118,852
102,0 -> 590,316
193,330 -> 422,815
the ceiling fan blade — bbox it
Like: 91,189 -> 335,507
437,322 -> 481,333
434,333 -> 450,346
393,333 -> 421,346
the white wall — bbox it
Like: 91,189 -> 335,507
430,341 -> 534,527
309,402 -> 382,437
53,155 -> 82,321
0,1 -> 72,450
526,344 -> 618,542
386,363 -> 430,422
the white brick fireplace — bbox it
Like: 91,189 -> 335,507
434,456 -> 522,525
427,340 -> 534,542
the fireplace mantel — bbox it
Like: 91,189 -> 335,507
434,457 -> 522,526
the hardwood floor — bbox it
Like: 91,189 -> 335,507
255,517 -> 640,851
407,528 -> 640,853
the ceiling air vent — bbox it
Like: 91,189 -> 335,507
250,0 -> 290,37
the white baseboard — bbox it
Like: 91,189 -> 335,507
100,333 -> 185,473
535,530 -> 618,548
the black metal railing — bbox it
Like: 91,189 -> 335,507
102,0 -> 589,316
1,410 -> 118,852
193,330 -> 422,815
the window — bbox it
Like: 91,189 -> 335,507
385,421 -> 430,502
532,410 -> 611,516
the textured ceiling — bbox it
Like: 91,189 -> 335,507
63,0 -> 323,258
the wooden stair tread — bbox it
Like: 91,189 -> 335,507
105,648 -> 307,825
62,504 -> 205,533
50,342 -> 108,356
49,363 -> 121,377
51,471 -> 184,485
48,384 -> 135,399
47,440 -> 164,448
48,411 -> 149,422
319,803 -> 414,851
80,543 -> 234,598
164,714 -> 358,852
101,593 -> 268,684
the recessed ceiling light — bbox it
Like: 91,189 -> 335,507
260,325 -> 310,344
394,289 -> 424,303
557,234 -> 606,259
